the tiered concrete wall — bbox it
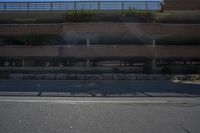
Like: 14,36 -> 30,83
0,23 -> 200,36
164,0 -> 200,10
0,45 -> 200,59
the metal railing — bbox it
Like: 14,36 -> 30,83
0,1 -> 162,11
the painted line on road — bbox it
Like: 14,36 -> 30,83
0,99 -> 168,104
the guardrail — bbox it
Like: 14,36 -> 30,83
0,1 -> 162,11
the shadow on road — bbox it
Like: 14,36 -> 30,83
0,80 -> 200,97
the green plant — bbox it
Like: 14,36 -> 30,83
65,11 -> 98,22
120,9 -> 155,22
22,34 -> 47,45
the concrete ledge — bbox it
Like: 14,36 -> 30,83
55,74 -> 67,80
8,73 -> 198,80
44,74 -> 55,80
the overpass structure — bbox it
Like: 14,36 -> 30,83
0,0 -> 199,75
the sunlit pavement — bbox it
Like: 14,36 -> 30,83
0,96 -> 200,133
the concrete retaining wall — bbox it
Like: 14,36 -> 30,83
0,45 -> 200,58
164,0 -> 200,10
0,23 -> 200,36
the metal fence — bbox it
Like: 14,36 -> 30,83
0,1 -> 162,11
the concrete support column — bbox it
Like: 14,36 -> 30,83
152,58 -> 156,73
13,62 -> 16,67
58,62 -> 63,67
22,60 -> 25,67
3,61 -> 9,67
66,59 -> 70,66
86,59 -> 90,67
45,62 -> 50,67
152,39 -> 156,48
86,38 -> 90,46
152,39 -> 157,73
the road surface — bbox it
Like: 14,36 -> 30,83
0,97 -> 200,133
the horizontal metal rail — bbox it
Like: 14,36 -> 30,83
0,1 -> 161,11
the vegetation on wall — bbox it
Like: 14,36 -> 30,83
64,10 -> 155,22
22,34 -> 48,45
120,9 -> 155,22
0,34 -> 64,46
65,11 -> 98,22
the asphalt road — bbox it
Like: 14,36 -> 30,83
0,80 -> 200,97
0,97 -> 200,133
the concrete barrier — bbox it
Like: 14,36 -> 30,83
136,74 -> 149,80
23,74 -> 36,80
148,75 -> 169,80
35,74 -> 44,80
55,74 -> 67,80
86,74 -> 102,80
125,74 -> 136,80
68,74 -> 85,80
101,74 -> 113,80
9,74 -> 23,79
44,74 -> 55,80
7,73 -> 200,81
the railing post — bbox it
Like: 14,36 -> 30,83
3,2 -> 6,11
145,1 -> 148,10
74,1 -> 76,10
50,2 -> 53,11
27,2 -> 30,11
97,2 -> 100,11
122,2 -> 124,11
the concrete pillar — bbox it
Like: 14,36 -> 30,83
3,61 -> 9,67
152,39 -> 156,73
22,60 -> 25,67
152,58 -> 156,73
86,38 -> 90,46
58,62 -> 63,67
13,62 -> 16,67
45,62 -> 50,67
152,39 -> 156,48
86,59 -> 90,67
66,59 -> 70,65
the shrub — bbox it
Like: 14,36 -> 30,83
22,34 -> 47,45
65,11 -> 98,22
120,9 -> 155,22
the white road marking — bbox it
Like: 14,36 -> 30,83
0,99 -> 168,104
